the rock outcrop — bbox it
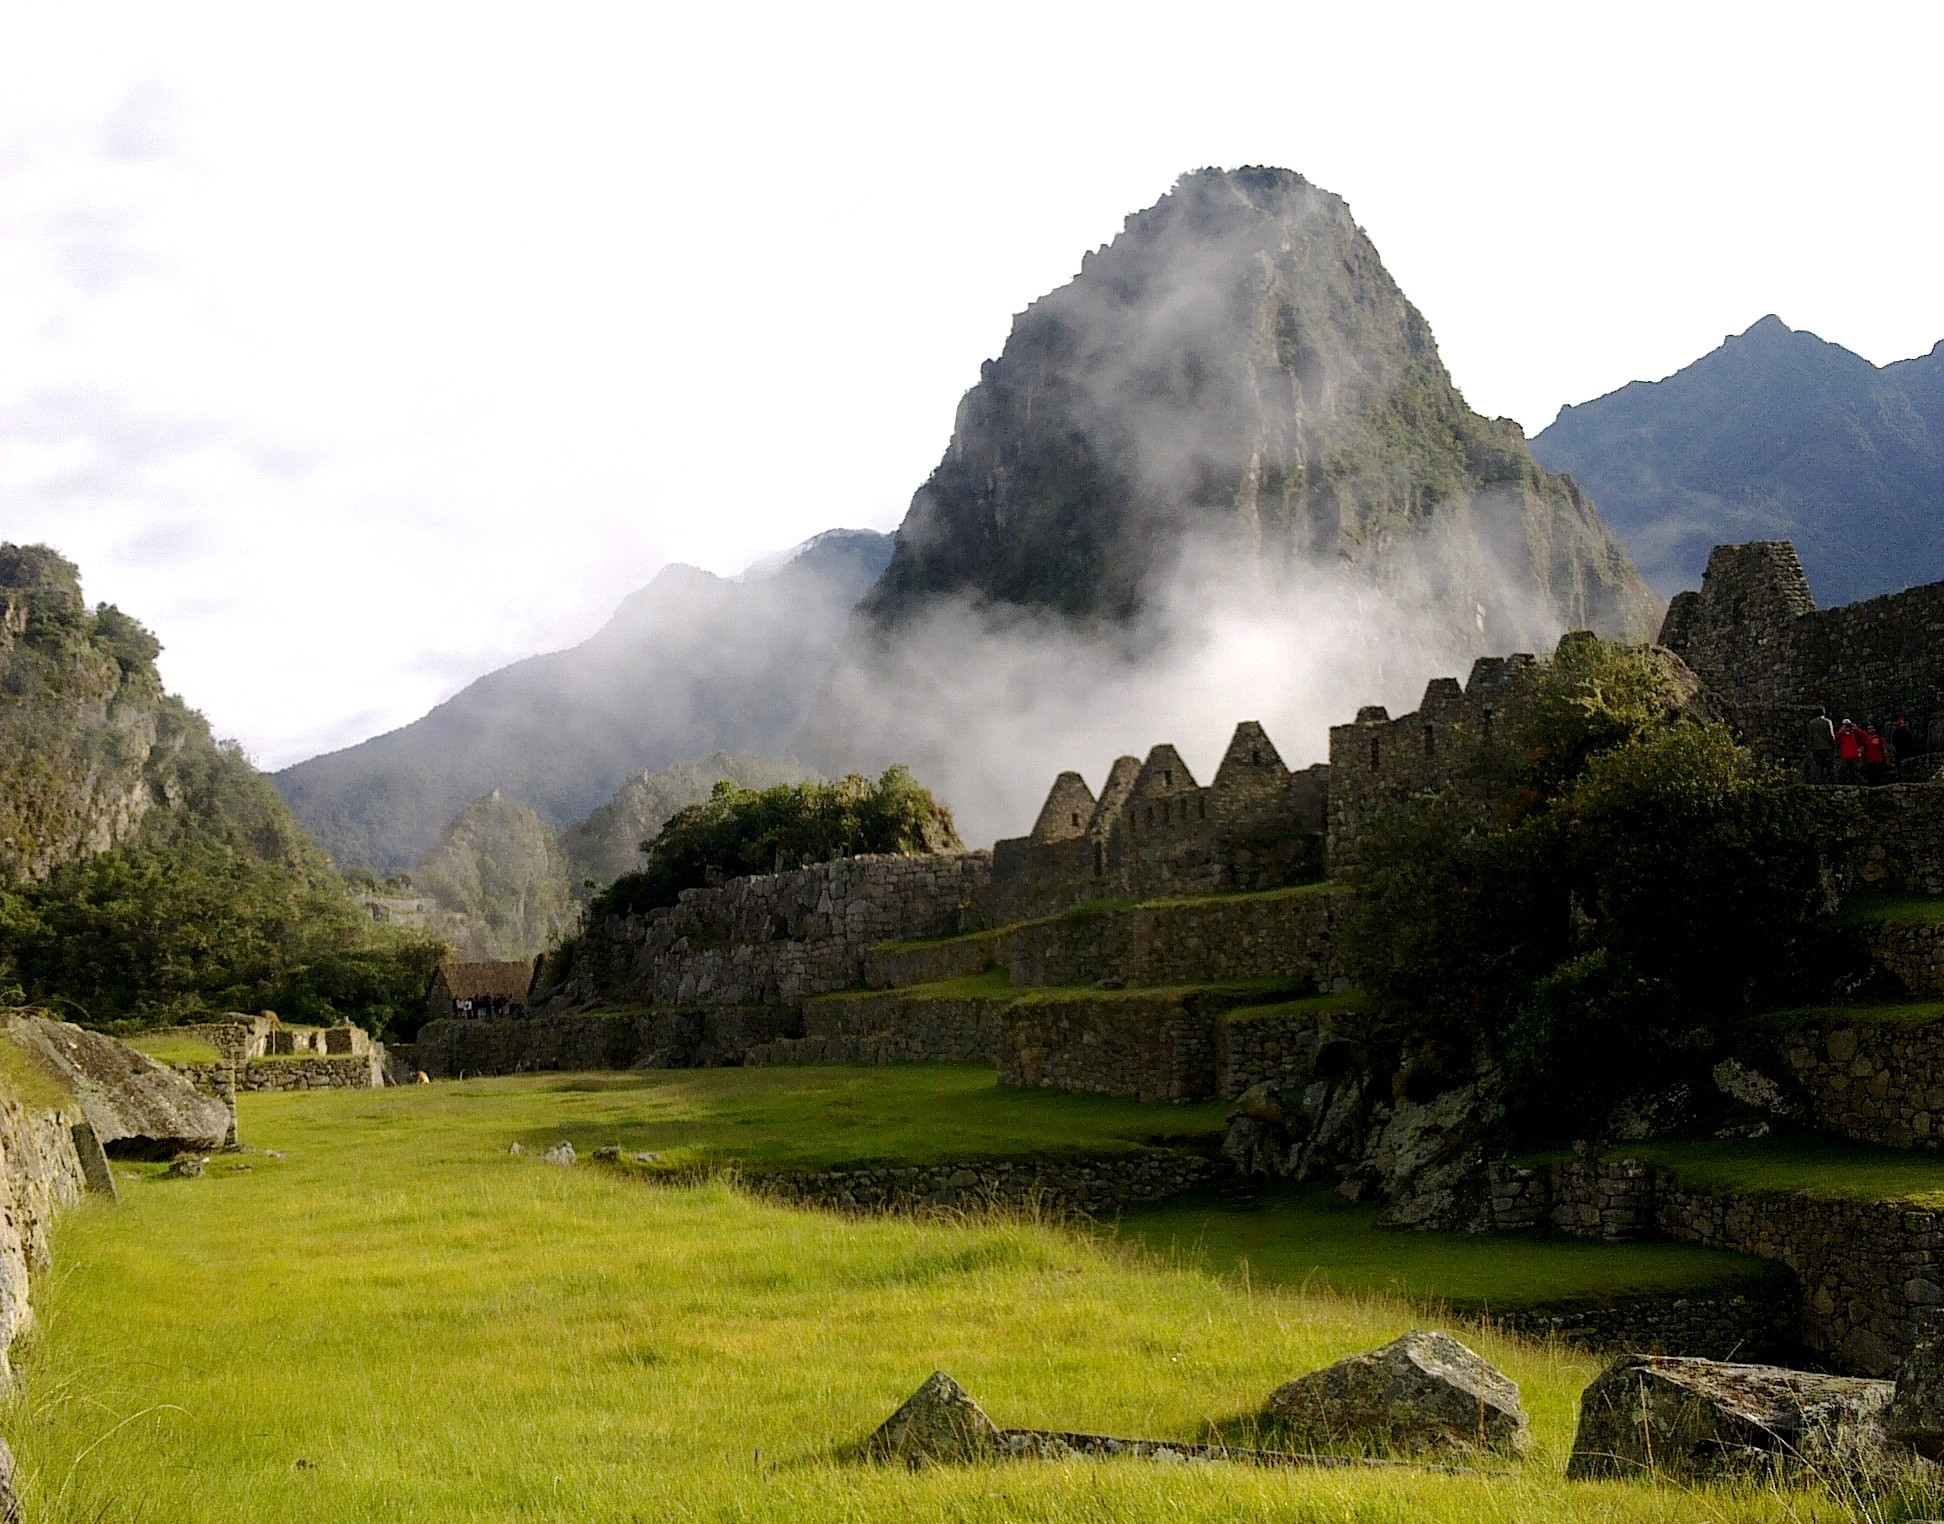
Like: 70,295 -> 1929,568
1566,1354 -> 1908,1482
1265,1330 -> 1528,1456
862,1372 -> 1000,1466
8,1016 -> 230,1155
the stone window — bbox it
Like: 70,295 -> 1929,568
1198,795 -> 1206,820
1423,724 -> 1436,758
1250,747 -> 1261,764
1071,812 -> 1081,828
1369,735 -> 1381,769
1163,769 -> 1173,787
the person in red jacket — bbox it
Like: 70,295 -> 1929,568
1863,723 -> 1889,786
1837,720 -> 1864,784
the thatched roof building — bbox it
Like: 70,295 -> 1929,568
425,959 -> 538,1021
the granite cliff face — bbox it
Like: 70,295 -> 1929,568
798,168 -> 1658,838
0,545 -> 219,886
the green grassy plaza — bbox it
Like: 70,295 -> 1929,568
1,1066 -> 1859,1522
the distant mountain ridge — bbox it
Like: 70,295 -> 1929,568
1531,316 -> 1944,605
274,529 -> 891,874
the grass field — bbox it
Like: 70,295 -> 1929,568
123,1030 -> 225,1065
1622,1137 -> 1944,1206
1840,891 -> 1944,926
0,1073 -> 1867,1522
1110,1182 -> 1777,1307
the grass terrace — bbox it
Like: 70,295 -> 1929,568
1110,1181 -> 1779,1309
3,1072 -> 1852,1523
122,1029 -> 225,1066
1755,997 -> 1944,1029
1617,1137 -> 1944,1207
1840,890 -> 1944,926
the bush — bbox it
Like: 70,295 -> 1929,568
589,766 -> 961,917
1350,640 -> 1822,1136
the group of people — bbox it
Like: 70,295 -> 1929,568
453,994 -> 525,1018
1805,708 -> 1925,785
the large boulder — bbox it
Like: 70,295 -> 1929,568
1887,1312 -> 1944,1457
7,1017 -> 229,1155
1265,1330 -> 1528,1455
861,1372 -> 999,1466
1567,1354 -> 1908,1482
1367,1085 -> 1496,1231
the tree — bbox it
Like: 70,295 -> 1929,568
589,766 -> 961,917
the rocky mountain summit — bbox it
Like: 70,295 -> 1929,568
797,167 -> 1657,832
850,166 -> 1656,642
275,529 -> 890,874
1533,315 -> 1944,605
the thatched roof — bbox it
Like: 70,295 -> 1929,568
433,960 -> 534,1002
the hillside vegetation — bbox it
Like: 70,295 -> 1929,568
0,544 -> 445,1036
590,766 -> 961,917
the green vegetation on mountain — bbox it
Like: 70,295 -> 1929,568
558,751 -> 813,890
1351,638 -> 1823,1132
589,766 -> 962,918
407,789 -> 575,959
0,544 -> 445,1037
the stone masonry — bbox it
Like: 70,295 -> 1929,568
561,853 -> 991,1009
746,1149 -> 1213,1218
1773,1013 -> 1944,1150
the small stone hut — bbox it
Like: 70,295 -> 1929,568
425,960 -> 538,1023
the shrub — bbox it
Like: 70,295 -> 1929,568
589,766 -> 961,917
1350,640 -> 1822,1135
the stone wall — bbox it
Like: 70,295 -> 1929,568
1489,1149 -> 1944,1374
1006,885 -> 1353,990
985,722 -> 1328,922
1216,1003 -> 1371,1101
414,1007 -> 797,1078
1657,1185 -> 1943,1376
1773,1012 -> 1944,1150
0,1090 -> 92,1387
234,1055 -> 381,1092
744,1148 -> 1213,1217
863,934 -> 1002,990
1798,785 -> 1944,899
1661,540 -> 1944,772
1490,1279 -> 1799,1362
561,853 -> 991,1009
747,991 -> 1005,1066
1859,920 -> 1944,995
999,993 -> 1225,1103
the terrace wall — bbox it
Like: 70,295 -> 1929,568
561,853 -> 991,1009
414,1007 -> 797,1078
999,994 -> 1221,1104
746,1149 -> 1214,1217
1773,1013 -> 1944,1150
1490,1151 -> 1944,1374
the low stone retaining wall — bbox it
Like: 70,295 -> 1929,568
1006,887 -> 1351,990
1656,1184 -> 1940,1376
1488,1151 -> 1944,1374
236,1055 -> 381,1091
748,993 -> 1005,1066
1217,1005 -> 1370,1100
745,1148 -> 1214,1216
1859,920 -> 1944,996
1000,993 -> 1223,1103
864,936 -> 1002,990
415,1008 -> 797,1078
176,1053 -> 383,1095
1488,1278 -> 1799,1362
1775,1012 -> 1944,1149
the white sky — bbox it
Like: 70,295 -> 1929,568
3,1 -> 1940,770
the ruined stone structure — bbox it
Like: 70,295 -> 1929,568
1662,540 -> 1944,766
987,722 -> 1327,920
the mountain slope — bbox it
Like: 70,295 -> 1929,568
797,166 -> 1658,839
1531,316 -> 1944,604
274,529 -> 891,874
